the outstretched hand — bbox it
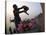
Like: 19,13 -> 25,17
22,6 -> 29,15
18,5 -> 29,15
26,12 -> 29,15
24,12 -> 29,15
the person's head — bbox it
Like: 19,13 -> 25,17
13,4 -> 17,9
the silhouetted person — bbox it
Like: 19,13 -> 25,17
13,4 -> 23,27
13,4 -> 29,27
10,4 -> 29,33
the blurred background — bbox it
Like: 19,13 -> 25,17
5,0 -> 44,34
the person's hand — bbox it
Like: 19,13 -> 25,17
24,11 -> 29,15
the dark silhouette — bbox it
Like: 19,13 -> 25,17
12,4 -> 29,27
9,27 -> 13,34
22,6 -> 29,15
10,4 -> 29,33
13,28 -> 16,33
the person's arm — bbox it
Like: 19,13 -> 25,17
19,10 -> 25,13
18,7 -> 23,10
10,19 -> 14,22
25,12 -> 29,15
19,10 -> 29,15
